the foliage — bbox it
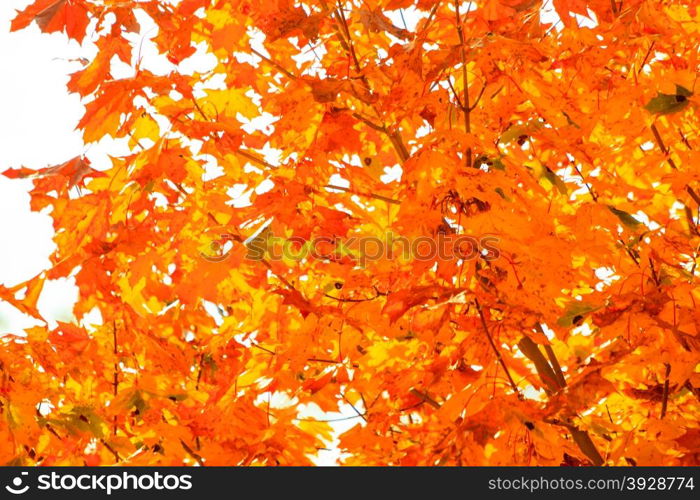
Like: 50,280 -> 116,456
2,0 -> 700,466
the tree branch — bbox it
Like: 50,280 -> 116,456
520,336 -> 605,466
661,363 -> 671,419
454,0 -> 472,168
320,0 -> 411,164
474,299 -> 521,396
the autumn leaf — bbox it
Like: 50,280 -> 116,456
607,205 -> 642,228
557,302 -> 600,328
307,78 -> 346,104
11,0 -> 90,42
0,273 -> 46,320
2,0 -> 699,467
3,156 -> 105,192
358,8 -> 412,40
645,85 -> 693,115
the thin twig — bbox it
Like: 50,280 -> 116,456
320,0 -> 411,164
454,0 -> 472,168
251,47 -> 297,79
324,183 -> 400,205
650,123 -> 678,170
342,393 -> 368,422
351,112 -> 385,132
637,40 -> 655,75
101,439 -> 121,463
324,293 -> 378,302
112,321 -> 119,437
447,75 -> 464,110
180,439 -> 204,466
408,388 -> 441,409
469,82 -> 487,112
236,148 -> 277,170
686,186 -> 700,206
572,163 -> 598,201
474,299 -> 520,396
661,363 -> 671,419
195,353 -> 205,390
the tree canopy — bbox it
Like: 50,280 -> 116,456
2,0 -> 699,465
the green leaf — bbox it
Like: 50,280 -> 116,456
500,126 -> 526,145
645,90 -> 690,115
518,336 -> 560,393
499,119 -> 544,144
562,111 -> 580,128
491,157 -> 506,171
570,426 -> 605,465
494,187 -> 509,200
475,155 -> 506,171
126,390 -> 148,413
48,406 -> 105,438
607,205 -> 641,228
542,167 -> 568,195
166,393 -> 188,401
675,84 -> 693,97
557,302 -> 599,327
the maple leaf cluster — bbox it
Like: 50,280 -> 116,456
2,0 -> 699,466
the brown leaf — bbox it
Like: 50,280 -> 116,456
358,9 -> 412,40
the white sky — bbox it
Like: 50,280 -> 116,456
0,0 -> 85,331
